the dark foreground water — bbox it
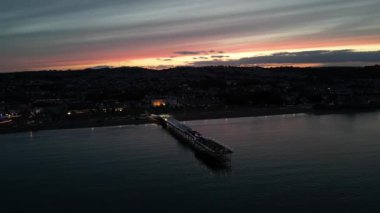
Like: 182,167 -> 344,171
1,112 -> 380,213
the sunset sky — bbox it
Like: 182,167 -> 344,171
1,0 -> 380,72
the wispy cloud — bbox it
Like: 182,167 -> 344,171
173,51 -> 209,55
211,55 -> 230,59
157,58 -> 173,62
173,50 -> 224,55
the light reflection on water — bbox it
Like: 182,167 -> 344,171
1,111 -> 380,212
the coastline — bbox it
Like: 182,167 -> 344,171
0,107 -> 378,134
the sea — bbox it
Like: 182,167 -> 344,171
1,111 -> 380,212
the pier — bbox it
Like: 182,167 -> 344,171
152,115 -> 233,161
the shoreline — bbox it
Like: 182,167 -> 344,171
1,107 -> 379,134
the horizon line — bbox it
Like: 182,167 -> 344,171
1,64 -> 380,74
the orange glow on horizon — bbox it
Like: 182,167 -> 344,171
18,37 -> 380,71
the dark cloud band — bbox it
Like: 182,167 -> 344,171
191,50 -> 380,66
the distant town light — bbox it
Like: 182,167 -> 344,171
115,107 -> 124,112
67,112 -> 72,115
152,99 -> 166,107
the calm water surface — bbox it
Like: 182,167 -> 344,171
1,112 -> 380,212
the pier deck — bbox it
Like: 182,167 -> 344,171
151,115 -> 233,160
